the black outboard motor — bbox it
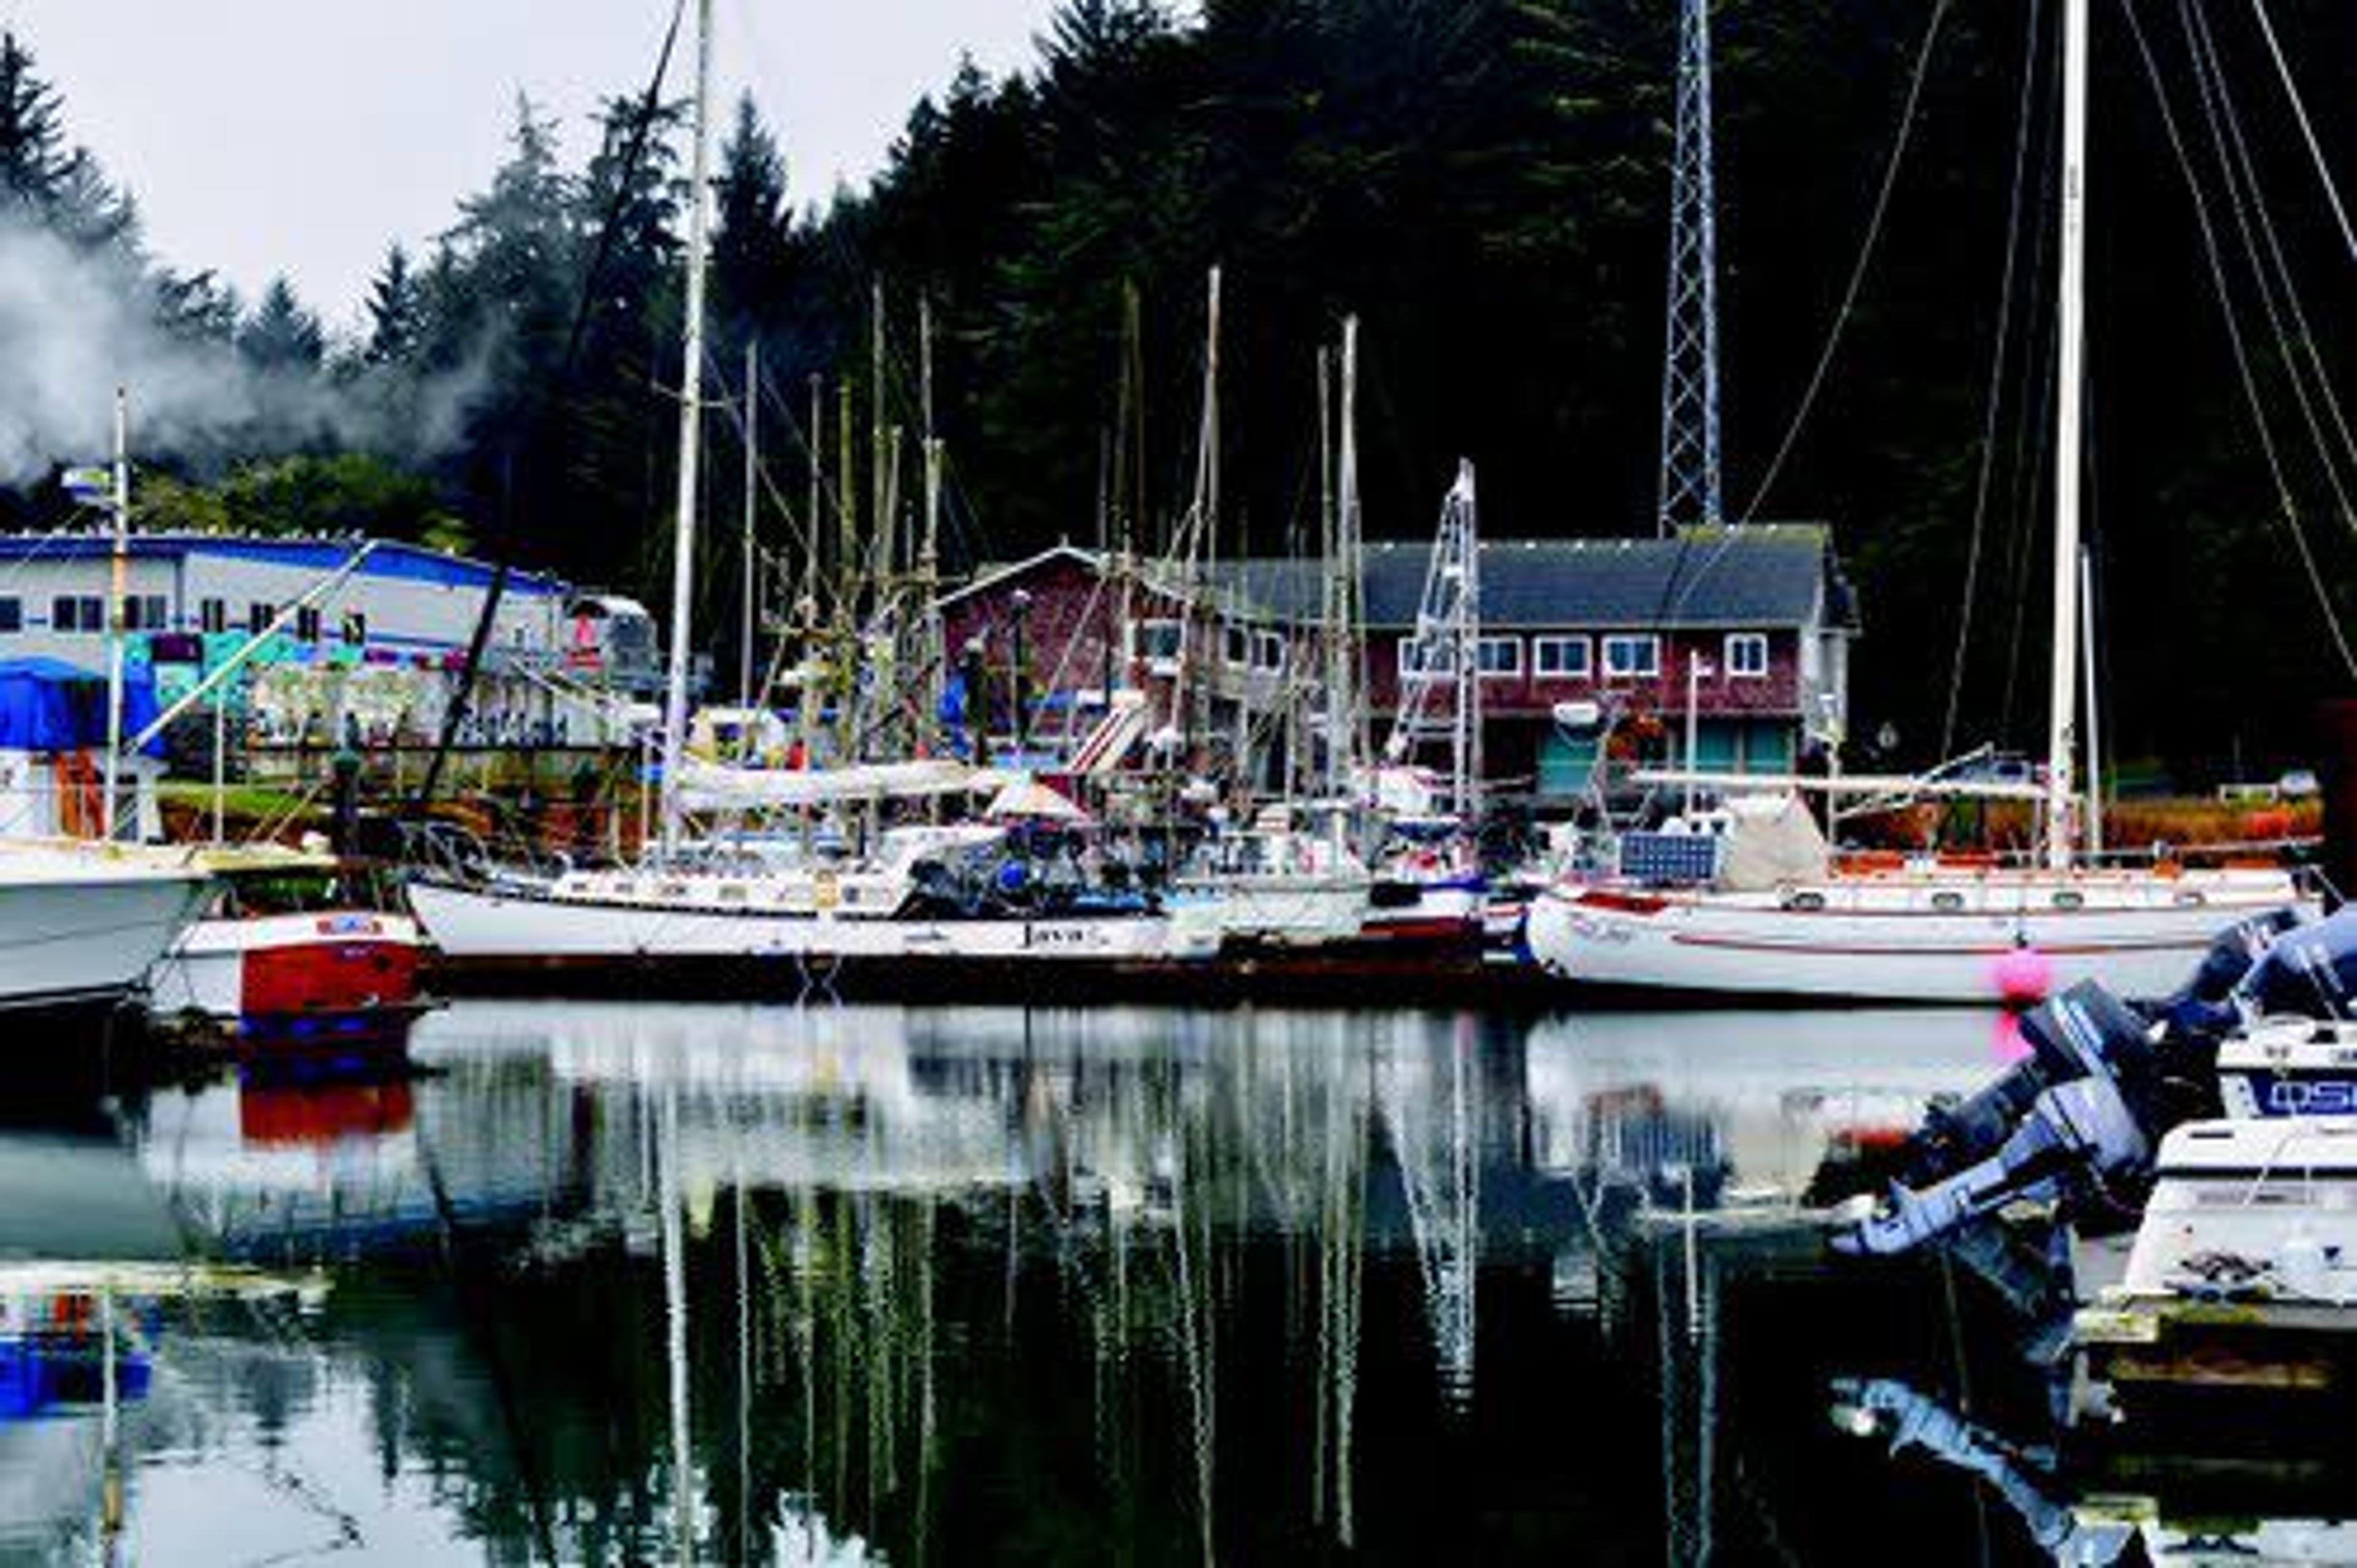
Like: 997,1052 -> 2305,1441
1833,983 -> 2167,1256
2234,903 -> 2357,1021
2148,904 -> 2316,1040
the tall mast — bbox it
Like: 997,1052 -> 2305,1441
658,0 -> 715,857
740,339 -> 760,709
1325,319 -> 1364,795
870,280 -> 891,585
102,386 -> 129,842
2045,0 -> 2088,870
919,297 -> 945,744
1657,0 -> 1724,535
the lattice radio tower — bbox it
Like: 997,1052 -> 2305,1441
1657,0 -> 1724,535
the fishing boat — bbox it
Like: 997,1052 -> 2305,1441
146,846 -> 427,1041
1525,0 -> 2318,1004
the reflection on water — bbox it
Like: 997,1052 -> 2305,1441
0,1002 -> 2328,1563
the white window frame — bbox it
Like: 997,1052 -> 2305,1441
1724,632 -> 1769,679
1533,635 -> 1590,679
1136,618 -> 1183,672
199,598 -> 228,635
1223,625 -> 1250,669
1477,635 -> 1523,680
1397,640 -> 1430,678
1253,630 -> 1286,673
1602,634 -> 1660,679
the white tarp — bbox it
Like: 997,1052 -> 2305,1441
676,755 -> 985,811
1715,792 -> 1832,892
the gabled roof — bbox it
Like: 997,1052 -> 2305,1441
945,526 -> 1855,634
1226,525 -> 1849,631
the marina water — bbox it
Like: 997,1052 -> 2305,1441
0,1002 -> 2337,1564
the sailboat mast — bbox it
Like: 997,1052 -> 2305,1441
103,386 -> 129,842
658,0 -> 715,858
2044,0 -> 2088,870
1337,317 -> 1364,786
740,339 -> 759,710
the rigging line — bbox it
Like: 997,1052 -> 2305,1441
2185,0 -> 2357,511
2243,0 -> 2357,265
1738,0 -> 1954,524
413,0 -> 691,814
1942,0 -> 2046,762
1999,92 -> 2061,747
2121,0 -> 2357,678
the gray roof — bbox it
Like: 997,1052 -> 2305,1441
1220,526 -> 1850,631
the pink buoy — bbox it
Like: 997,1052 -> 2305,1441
1992,944 -> 2053,1008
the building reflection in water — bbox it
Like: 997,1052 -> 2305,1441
13,1000 -> 2294,1564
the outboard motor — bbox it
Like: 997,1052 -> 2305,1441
2232,902 -> 2357,1022
2148,904 -> 2316,1040
1833,983 -> 2167,1256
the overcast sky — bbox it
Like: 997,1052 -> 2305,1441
0,0 -> 1066,332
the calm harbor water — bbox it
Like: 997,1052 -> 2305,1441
0,1002 -> 2342,1564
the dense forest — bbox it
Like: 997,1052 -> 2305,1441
0,0 -> 2348,781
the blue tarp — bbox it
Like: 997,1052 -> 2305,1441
0,658 -> 164,755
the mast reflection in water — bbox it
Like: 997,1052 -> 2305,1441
0,1002 -> 2092,1563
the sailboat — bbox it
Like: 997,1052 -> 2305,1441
406,0 -> 1206,988
1524,0 -> 2318,1004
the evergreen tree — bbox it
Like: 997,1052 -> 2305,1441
0,31 -> 65,214
712,93 -> 792,338
363,243 -> 422,365
238,276 -> 326,371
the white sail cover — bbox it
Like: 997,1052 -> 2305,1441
1714,792 -> 1832,892
675,755 -> 985,811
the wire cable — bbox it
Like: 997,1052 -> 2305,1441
1739,0 -> 1955,523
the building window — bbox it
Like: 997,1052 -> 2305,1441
295,606 -> 323,642
52,595 -> 103,633
249,602 -> 275,635
122,594 -> 167,631
1398,641 -> 1435,678
1477,635 -> 1522,679
0,598 -> 20,634
199,598 -> 228,635
1223,625 -> 1250,668
1253,631 -> 1286,673
1725,632 -> 1769,679
341,611 -> 368,646
1534,635 -> 1591,678
1603,635 -> 1660,679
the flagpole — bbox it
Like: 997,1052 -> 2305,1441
102,387 -> 128,843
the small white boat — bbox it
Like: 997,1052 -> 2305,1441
1171,816 -> 1372,951
2109,1117 -> 2357,1307
146,848 -> 427,1036
0,840 -> 207,1018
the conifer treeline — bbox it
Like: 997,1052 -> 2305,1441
0,2 -> 2349,774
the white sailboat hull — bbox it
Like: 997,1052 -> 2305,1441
408,876 -> 1204,970
0,846 -> 206,1013
1525,870 -> 2313,1003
